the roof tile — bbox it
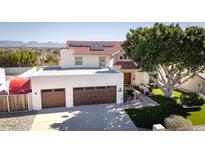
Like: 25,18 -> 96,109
114,61 -> 137,69
67,40 -> 123,55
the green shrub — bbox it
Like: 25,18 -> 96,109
126,90 -> 134,97
149,83 -> 157,91
124,91 -> 129,102
142,83 -> 156,94
135,85 -> 149,93
180,92 -> 205,106
164,115 -> 193,131
124,90 -> 134,102
149,79 -> 154,83
0,50 -> 37,67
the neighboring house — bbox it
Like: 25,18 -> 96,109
0,68 -> 7,95
2,67 -> 37,95
60,41 -> 149,86
180,72 -> 205,94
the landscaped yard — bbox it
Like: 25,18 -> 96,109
125,89 -> 205,129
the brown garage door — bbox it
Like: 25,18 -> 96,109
41,88 -> 65,108
73,86 -> 116,106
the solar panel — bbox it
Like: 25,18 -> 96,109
101,43 -> 113,47
70,42 -> 114,51
90,43 -> 104,51
70,42 -> 90,47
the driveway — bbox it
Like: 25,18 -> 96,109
31,95 -> 158,131
31,103 -> 138,131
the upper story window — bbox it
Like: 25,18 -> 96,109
75,56 -> 83,65
123,54 -> 128,59
99,56 -> 106,67
120,54 -> 128,60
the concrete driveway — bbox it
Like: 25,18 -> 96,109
31,103 -> 138,131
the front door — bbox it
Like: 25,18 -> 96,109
124,73 -> 131,84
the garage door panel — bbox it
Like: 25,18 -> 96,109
41,91 -> 53,108
41,89 -> 65,108
74,86 -> 116,106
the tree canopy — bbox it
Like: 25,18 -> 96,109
123,23 -> 205,96
0,50 -> 37,67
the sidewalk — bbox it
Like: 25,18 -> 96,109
123,94 -> 159,109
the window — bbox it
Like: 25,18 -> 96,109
99,56 -> 106,67
106,86 -> 115,89
75,56 -> 83,65
85,87 -> 95,90
41,89 -> 52,92
74,88 -> 84,91
119,54 -> 128,60
123,54 -> 128,59
54,89 -> 65,92
96,86 -> 106,89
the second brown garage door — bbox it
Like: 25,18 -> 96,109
41,88 -> 66,108
73,86 -> 116,106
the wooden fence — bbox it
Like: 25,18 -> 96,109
0,94 -> 28,112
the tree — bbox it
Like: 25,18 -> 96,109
123,23 -> 205,97
0,49 -> 37,67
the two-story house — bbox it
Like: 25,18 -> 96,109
61,41 -> 149,86
31,41 -> 149,110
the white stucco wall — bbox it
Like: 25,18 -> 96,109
133,71 -> 150,85
121,69 -> 149,85
60,49 -> 110,68
109,55 -> 118,68
27,92 -> 33,110
0,68 -> 6,92
18,67 -> 37,77
180,75 -> 205,93
109,51 -> 133,68
59,49 -> 75,67
31,73 -> 124,110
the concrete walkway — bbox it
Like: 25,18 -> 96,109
123,94 -> 159,109
31,95 -> 158,131
194,125 -> 205,131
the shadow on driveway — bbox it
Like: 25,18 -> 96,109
32,104 -> 138,131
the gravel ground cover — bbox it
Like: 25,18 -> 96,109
0,111 -> 36,131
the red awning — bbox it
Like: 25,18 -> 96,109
9,78 -> 31,95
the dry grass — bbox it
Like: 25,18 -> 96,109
164,115 -> 193,131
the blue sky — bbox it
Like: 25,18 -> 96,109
0,22 -> 205,43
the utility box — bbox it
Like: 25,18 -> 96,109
153,124 -> 166,131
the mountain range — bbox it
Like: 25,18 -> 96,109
0,41 -> 66,48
